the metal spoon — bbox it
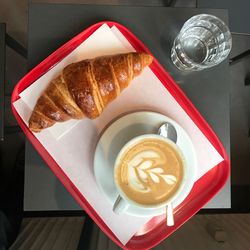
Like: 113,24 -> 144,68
158,122 -> 177,226
158,122 -> 177,143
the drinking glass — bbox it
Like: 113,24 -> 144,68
171,14 -> 232,71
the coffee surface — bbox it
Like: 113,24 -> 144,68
115,138 -> 184,206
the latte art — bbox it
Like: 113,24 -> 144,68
115,138 -> 184,206
127,151 -> 177,192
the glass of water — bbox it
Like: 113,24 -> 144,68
171,14 -> 232,71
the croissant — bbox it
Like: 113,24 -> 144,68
29,52 -> 153,132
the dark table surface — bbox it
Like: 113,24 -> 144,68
24,4 -> 230,211
198,0 -> 250,35
0,23 -> 5,141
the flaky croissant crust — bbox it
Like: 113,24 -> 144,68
29,52 -> 153,132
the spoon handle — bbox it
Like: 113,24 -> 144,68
166,203 -> 174,226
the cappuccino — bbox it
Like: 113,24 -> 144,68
115,138 -> 184,206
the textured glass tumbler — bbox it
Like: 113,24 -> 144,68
171,14 -> 232,71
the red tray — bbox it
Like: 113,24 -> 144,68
12,21 -> 230,250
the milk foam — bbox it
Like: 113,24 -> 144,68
116,138 -> 183,206
127,150 -> 177,192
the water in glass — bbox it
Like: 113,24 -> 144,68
171,14 -> 232,71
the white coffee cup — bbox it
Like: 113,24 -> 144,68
113,134 -> 195,214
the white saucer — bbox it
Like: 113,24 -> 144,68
94,111 -> 197,217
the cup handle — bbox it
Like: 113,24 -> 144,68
113,195 -> 129,214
